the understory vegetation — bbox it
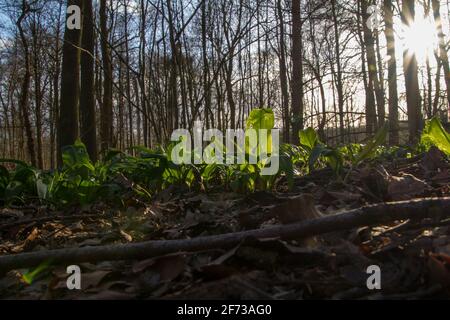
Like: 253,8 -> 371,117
1,109 -> 449,209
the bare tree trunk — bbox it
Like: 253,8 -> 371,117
375,32 -> 386,126
167,0 -> 179,135
291,0 -> 304,144
277,0 -> 290,142
225,58 -> 236,130
100,0 -> 113,153
123,0 -> 134,147
139,0 -> 148,145
362,0 -> 381,134
433,55 -> 442,116
80,0 -> 98,161
402,0 -> 423,142
50,4 -> 62,169
331,0 -> 345,142
16,0 -> 37,167
384,0 -> 399,145
59,0 -> 83,165
201,0 -> 212,128
432,0 -> 450,117
357,1 -> 376,135
31,18 -> 43,169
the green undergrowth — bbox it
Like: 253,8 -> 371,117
1,110 -> 449,208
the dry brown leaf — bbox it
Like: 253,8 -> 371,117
387,174 -> 429,201
82,270 -> 112,290
428,253 -> 450,286
421,147 -> 448,173
271,194 -> 322,224
133,254 -> 186,282
120,230 -> 133,242
0,208 -> 24,218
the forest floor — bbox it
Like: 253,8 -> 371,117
0,147 -> 449,300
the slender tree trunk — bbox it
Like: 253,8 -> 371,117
357,1 -> 376,135
384,0 -> 399,145
100,0 -> 113,153
225,57 -> 236,130
50,6 -> 62,169
167,0 -> 179,135
426,55 -> 433,119
433,55 -> 442,116
331,0 -> 345,142
277,0 -> 290,142
375,32 -> 386,126
362,0 -> 380,134
201,0 -> 212,129
16,0 -> 37,167
31,20 -> 43,168
80,0 -> 98,161
139,0 -> 148,145
291,0 -> 304,144
59,0 -> 83,165
123,0 -> 134,148
432,0 -> 450,117
402,0 -> 423,142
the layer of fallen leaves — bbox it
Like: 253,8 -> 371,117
0,147 -> 449,300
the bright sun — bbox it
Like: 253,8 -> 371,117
401,15 -> 438,62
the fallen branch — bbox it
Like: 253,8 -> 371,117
0,197 -> 449,273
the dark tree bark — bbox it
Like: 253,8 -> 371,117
50,2 -> 63,169
432,0 -> 450,116
384,0 -> 399,145
167,0 -> 179,134
99,0 -> 113,152
123,2 -> 133,147
80,0 -> 98,162
402,0 -> 423,142
277,0 -> 290,142
59,0 -> 83,164
331,0 -> 345,142
362,0 -> 384,134
31,17 -> 43,169
291,0 -> 304,144
375,32 -> 386,126
357,1 -> 374,135
433,54 -> 442,116
16,0 -> 37,167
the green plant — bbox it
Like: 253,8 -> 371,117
298,128 -> 343,175
420,117 -> 450,155
0,159 -> 38,205
353,123 -> 389,166
0,112 -> 422,207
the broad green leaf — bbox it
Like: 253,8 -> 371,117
279,154 -> 294,189
62,140 -> 95,171
104,149 -> 124,162
420,117 -> 450,155
246,108 -> 275,130
355,123 -> 388,165
245,108 -> 275,157
309,145 -> 327,172
308,145 -> 343,175
299,127 -> 320,151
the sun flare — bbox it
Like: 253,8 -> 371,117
401,15 -> 438,62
